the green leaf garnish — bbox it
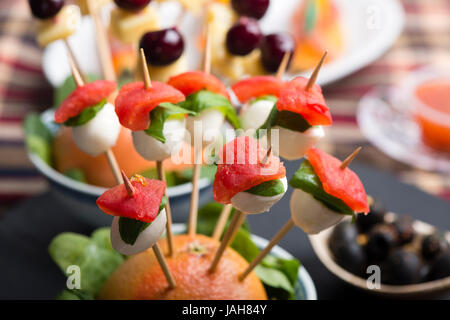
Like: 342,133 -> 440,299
257,104 -> 312,137
63,168 -> 86,183
250,95 -> 278,105
23,113 -> 53,165
49,231 -> 124,298
245,179 -> 285,197
144,102 -> 195,143
64,99 -> 106,127
181,90 -> 241,129
289,160 -> 354,215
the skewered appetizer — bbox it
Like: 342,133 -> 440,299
109,0 -> 159,44
28,0 -> 81,47
97,175 -> 167,255
289,148 -> 369,234
213,135 -> 287,214
54,80 -> 121,156
234,75 -> 330,160
168,71 -> 240,148
139,27 -> 189,82
114,77 -> 188,161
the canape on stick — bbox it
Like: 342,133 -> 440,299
96,172 -> 176,288
109,0 -> 159,44
138,27 -> 189,82
209,135 -> 287,272
233,52 -> 330,160
28,1 -> 81,47
289,147 -> 368,234
53,59 -> 121,159
239,147 -> 369,281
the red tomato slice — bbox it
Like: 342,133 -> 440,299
54,80 -> 116,123
213,136 -> 286,204
115,81 -> 185,131
232,76 -> 284,103
96,177 -> 166,223
307,148 -> 369,213
168,71 -> 229,98
276,76 -> 332,126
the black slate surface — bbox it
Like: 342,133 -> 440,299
0,162 -> 449,299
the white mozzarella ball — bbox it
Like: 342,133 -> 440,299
72,103 -> 121,156
110,209 -> 167,256
290,189 -> 344,235
240,99 -> 274,131
270,125 -> 324,160
231,177 -> 287,214
132,118 -> 186,161
185,109 -> 225,148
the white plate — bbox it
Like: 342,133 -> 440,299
42,0 -> 405,88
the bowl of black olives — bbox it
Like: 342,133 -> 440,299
309,198 -> 450,297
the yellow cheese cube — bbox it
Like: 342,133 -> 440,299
110,6 -> 159,44
37,5 -> 81,47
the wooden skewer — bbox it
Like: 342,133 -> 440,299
212,204 -> 233,241
66,53 -> 124,184
239,218 -> 295,281
121,170 -> 135,197
276,51 -> 291,79
305,51 -> 327,91
152,243 -> 176,289
187,22 -> 212,237
86,0 -> 116,81
140,48 -> 152,89
156,160 -> 174,257
63,38 -> 86,84
340,146 -> 362,169
260,146 -> 272,165
139,48 -> 175,256
209,210 -> 247,273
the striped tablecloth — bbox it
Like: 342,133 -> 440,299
0,0 -> 449,209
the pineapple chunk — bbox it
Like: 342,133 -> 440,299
213,50 -> 265,83
36,5 -> 81,47
110,6 -> 159,44
76,0 -> 112,15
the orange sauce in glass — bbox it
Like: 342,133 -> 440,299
414,79 -> 450,152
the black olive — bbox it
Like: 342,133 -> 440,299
333,242 -> 366,276
421,233 -> 449,261
365,224 -> 398,262
329,220 -> 358,254
427,251 -> 450,281
355,200 -> 386,233
392,216 -> 415,245
381,249 -> 423,285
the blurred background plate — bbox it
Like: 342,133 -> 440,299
42,0 -> 405,87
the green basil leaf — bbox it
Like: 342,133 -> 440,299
245,179 -> 285,197
63,168 -> 86,183
289,160 -> 354,215
23,113 -> 53,165
182,90 -> 241,129
255,265 -> 295,299
118,217 -> 150,245
257,104 -> 311,138
144,103 -> 195,143
64,99 -> 106,127
48,231 -> 124,298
